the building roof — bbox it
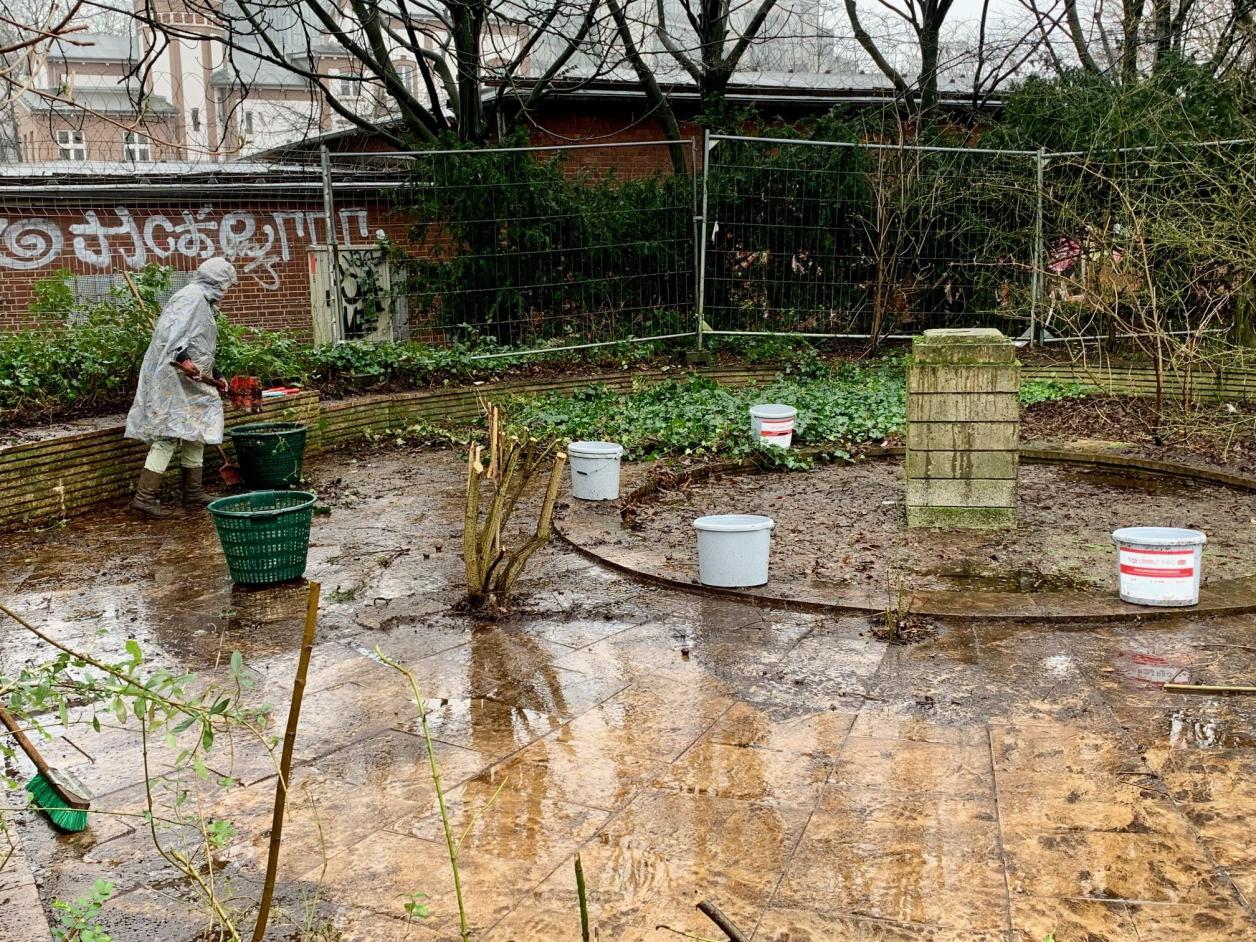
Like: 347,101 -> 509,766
0,160 -> 313,179
211,48 -> 318,89
21,86 -> 178,116
0,160 -> 406,199
254,69 -> 998,159
44,33 -> 140,63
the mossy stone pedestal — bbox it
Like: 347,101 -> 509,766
906,328 -> 1019,529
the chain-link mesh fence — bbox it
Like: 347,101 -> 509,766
319,140 -> 698,355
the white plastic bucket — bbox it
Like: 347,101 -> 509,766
693,514 -> 775,587
749,404 -> 797,449
1112,526 -> 1207,607
568,441 -> 624,501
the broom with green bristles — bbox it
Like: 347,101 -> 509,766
0,705 -> 92,833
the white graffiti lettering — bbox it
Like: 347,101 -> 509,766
70,208 -> 146,268
0,205 -> 371,290
0,217 -> 64,270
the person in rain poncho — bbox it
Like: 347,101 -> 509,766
125,258 -> 237,518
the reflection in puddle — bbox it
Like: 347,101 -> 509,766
922,563 -> 1092,593
1059,467 -> 1192,495
1169,710 -> 1223,750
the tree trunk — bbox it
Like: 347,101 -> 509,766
606,0 -> 688,174
1151,0 -> 1173,68
918,27 -> 940,113
1121,0 -> 1147,82
453,10 -> 486,143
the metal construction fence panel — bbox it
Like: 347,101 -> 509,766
318,140 -> 699,357
1032,138 -> 1254,345
697,134 -> 1043,344
1,136 -> 1248,358
0,161 -> 337,337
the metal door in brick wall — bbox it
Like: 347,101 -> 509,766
309,244 -> 406,343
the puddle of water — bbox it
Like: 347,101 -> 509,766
922,563 -> 1092,593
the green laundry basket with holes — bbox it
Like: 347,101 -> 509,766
209,491 -> 317,586
228,422 -> 308,488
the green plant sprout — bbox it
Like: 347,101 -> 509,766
52,880 -> 114,942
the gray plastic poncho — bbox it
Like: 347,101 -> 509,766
125,259 -> 238,445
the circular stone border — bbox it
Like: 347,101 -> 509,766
554,445 -> 1256,623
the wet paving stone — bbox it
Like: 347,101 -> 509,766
5,448 -> 1256,941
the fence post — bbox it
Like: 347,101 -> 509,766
1030,147 -> 1045,346
695,130 -> 712,351
319,144 -> 344,342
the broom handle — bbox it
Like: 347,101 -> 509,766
0,705 -> 55,780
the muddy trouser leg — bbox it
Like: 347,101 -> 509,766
178,441 -> 205,468
143,439 -> 179,473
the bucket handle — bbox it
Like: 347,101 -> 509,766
213,496 -> 317,519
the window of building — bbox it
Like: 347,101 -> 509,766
244,111 -> 254,135
123,131 -> 152,162
191,107 -> 201,131
56,129 -> 85,161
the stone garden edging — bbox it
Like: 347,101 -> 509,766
3,358 -> 1254,534
554,445 -> 1256,624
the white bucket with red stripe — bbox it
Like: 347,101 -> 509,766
750,404 -> 797,449
1112,527 -> 1207,607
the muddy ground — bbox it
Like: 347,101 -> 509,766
2,446 -> 1256,942
635,460 -> 1256,594
1024,395 -> 1256,474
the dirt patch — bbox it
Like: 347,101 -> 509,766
632,459 -> 1256,594
1023,395 -> 1256,474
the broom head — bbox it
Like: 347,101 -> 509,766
26,767 -> 92,833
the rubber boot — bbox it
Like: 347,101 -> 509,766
181,467 -> 214,507
130,468 -> 172,519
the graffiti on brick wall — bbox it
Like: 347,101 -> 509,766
0,206 -> 372,290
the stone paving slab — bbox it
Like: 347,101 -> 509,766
3,448 -> 1256,942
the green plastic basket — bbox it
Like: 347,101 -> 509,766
209,491 -> 317,586
228,422 -> 308,489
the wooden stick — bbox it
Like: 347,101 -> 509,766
464,444 -> 483,599
1163,683 -> 1256,696
575,854 -> 590,942
696,900 -> 749,942
251,581 -> 321,942
495,451 -> 567,597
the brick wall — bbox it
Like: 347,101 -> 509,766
525,115 -> 703,175
0,194 -> 413,337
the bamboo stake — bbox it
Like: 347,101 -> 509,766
575,854 -> 590,942
251,581 -> 321,942
1163,683 -> 1256,696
